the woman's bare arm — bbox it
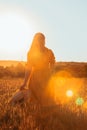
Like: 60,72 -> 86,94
20,66 -> 33,90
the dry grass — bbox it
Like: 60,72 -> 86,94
0,77 -> 87,130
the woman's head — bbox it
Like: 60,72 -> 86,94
31,32 -> 45,49
33,32 -> 45,41
27,32 -> 46,65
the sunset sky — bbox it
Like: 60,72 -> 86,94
0,0 -> 87,62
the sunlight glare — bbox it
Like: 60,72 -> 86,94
0,12 -> 36,60
66,90 -> 73,97
47,71 -> 84,104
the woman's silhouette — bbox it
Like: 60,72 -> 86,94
20,32 -> 56,106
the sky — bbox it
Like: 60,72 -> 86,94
0,0 -> 87,62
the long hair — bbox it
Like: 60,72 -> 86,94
27,33 -> 46,65
30,32 -> 45,52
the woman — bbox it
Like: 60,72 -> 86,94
20,32 -> 56,106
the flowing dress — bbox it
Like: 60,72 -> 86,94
27,47 -> 55,106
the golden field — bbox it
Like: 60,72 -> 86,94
0,77 -> 87,130
0,61 -> 87,130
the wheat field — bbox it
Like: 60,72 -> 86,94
0,77 -> 87,130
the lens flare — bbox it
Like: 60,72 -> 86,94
47,71 -> 84,104
66,90 -> 73,97
75,97 -> 84,106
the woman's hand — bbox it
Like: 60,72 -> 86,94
20,83 -> 26,90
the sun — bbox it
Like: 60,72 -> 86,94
0,12 -> 36,61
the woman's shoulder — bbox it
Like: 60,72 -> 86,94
45,47 -> 54,57
45,47 -> 55,63
45,47 -> 53,53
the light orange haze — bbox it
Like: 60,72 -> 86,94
47,70 -> 84,104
